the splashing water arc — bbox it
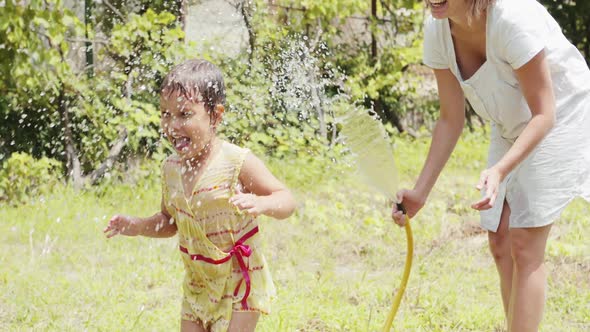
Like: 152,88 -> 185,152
339,110 -> 400,200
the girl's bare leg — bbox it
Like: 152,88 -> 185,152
228,311 -> 260,332
181,319 -> 207,332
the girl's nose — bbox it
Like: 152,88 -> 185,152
171,117 -> 183,131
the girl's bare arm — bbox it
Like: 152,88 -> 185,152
105,198 -> 177,238
135,199 -> 177,237
230,153 -> 296,219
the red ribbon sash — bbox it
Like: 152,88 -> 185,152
179,226 -> 259,309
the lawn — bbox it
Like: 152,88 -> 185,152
1,130 -> 588,331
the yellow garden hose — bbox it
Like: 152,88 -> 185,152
382,215 -> 413,332
338,109 -> 415,331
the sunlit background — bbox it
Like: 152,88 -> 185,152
1,0 -> 589,331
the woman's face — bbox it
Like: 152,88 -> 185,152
426,0 -> 468,20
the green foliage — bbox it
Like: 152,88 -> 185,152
540,0 -> 590,64
4,0 -> 589,193
205,0 -> 426,162
1,0 -> 431,189
335,1 -> 430,129
97,8 -> 188,154
0,2 -> 187,184
259,0 -> 366,36
0,0 -> 85,158
0,152 -> 62,205
344,41 -> 430,124
237,0 -> 429,148
106,9 -> 185,85
93,0 -> 185,33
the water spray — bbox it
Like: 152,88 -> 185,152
339,109 -> 413,331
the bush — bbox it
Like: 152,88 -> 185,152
0,152 -> 63,205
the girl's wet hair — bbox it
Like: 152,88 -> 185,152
160,59 -> 226,112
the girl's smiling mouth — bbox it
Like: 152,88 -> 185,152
172,136 -> 191,151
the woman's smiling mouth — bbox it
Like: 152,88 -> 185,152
429,0 -> 448,7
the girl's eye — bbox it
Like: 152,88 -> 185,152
161,112 -> 171,118
181,112 -> 192,117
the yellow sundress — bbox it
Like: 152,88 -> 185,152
161,141 -> 275,331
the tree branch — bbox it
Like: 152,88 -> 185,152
102,0 -> 126,21
89,127 -> 128,185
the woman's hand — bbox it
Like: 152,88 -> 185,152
104,215 -> 141,238
471,166 -> 505,211
392,189 -> 426,227
229,193 -> 268,217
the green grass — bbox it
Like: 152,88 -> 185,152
1,129 -> 589,331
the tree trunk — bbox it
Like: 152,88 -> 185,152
311,84 -> 327,141
125,69 -> 133,100
268,0 -> 277,15
240,1 -> 255,66
370,0 -> 377,63
374,98 -> 400,132
178,0 -> 187,33
84,0 -> 94,77
58,86 -> 83,188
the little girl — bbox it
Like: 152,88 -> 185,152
104,59 -> 296,332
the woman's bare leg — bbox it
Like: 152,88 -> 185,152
488,200 -> 514,319
508,224 -> 552,332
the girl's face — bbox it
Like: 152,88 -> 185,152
427,0 -> 468,20
160,90 -> 222,160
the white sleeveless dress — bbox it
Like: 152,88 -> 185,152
423,0 -> 590,231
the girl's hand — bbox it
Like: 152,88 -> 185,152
103,215 -> 140,238
471,166 -> 504,211
229,193 -> 267,217
392,189 -> 425,227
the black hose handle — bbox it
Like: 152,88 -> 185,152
396,202 -> 407,215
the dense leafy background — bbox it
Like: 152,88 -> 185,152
1,1 -> 589,331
